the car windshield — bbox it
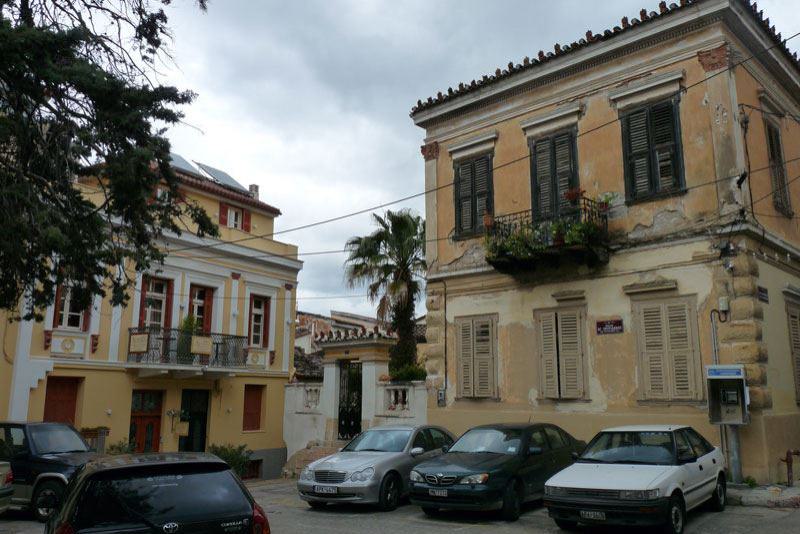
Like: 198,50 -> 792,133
449,428 -> 522,455
342,429 -> 411,453
579,431 -> 675,465
74,465 -> 251,529
29,425 -> 89,454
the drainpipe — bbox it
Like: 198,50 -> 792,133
440,280 -> 448,407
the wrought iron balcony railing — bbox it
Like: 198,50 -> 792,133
127,327 -> 248,368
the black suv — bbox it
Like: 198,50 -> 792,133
45,453 -> 270,534
0,422 -> 96,522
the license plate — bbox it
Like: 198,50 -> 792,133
580,510 -> 606,521
314,485 -> 338,494
429,488 -> 448,497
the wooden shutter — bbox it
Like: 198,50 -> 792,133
262,296 -> 271,348
242,209 -> 252,232
455,161 -> 474,234
456,318 -> 474,397
52,285 -> 64,328
626,109 -> 651,198
219,202 -> 228,226
81,308 -> 91,332
557,309 -> 584,399
538,311 -> 559,399
554,133 -> 575,213
650,102 -> 677,192
788,306 -> 800,401
138,276 -> 149,328
474,156 -> 492,230
665,301 -> 696,399
766,123 -> 790,212
242,385 -> 263,431
163,279 -> 174,330
248,295 -> 255,344
203,288 -> 213,334
473,317 -> 495,398
534,139 -> 553,220
638,302 -> 668,399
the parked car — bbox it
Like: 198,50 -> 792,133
45,452 -> 270,533
544,425 -> 726,534
298,424 -> 455,511
0,461 -> 12,515
0,421 -> 97,522
409,423 -> 585,521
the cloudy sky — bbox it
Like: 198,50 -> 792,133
158,0 -> 799,318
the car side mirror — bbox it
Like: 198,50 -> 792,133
571,451 -> 579,460
410,447 -> 425,457
38,493 -> 60,511
528,446 -> 543,456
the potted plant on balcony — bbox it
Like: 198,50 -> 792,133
563,187 -> 585,206
482,209 -> 494,230
176,315 -> 199,365
597,191 -> 618,213
565,220 -> 601,246
551,221 -> 567,246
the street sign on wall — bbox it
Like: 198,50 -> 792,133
596,319 -> 623,335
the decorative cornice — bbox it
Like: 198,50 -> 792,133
608,69 -> 685,109
420,141 -> 440,161
623,279 -> 679,294
447,131 -> 499,160
552,289 -> 586,302
520,102 -> 582,138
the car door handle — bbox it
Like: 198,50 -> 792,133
699,465 -> 704,471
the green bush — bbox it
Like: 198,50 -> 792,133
106,440 -> 135,455
744,475 -> 758,488
208,443 -> 252,478
390,364 -> 427,382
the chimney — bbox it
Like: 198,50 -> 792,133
249,184 -> 259,200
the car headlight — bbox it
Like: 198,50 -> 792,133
459,473 -> 489,485
350,467 -> 375,482
410,470 -> 424,483
300,469 -> 314,481
545,485 -> 567,496
620,489 -> 660,500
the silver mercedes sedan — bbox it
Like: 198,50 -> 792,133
298,424 -> 455,511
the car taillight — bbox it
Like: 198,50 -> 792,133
3,470 -> 12,485
54,523 -> 75,534
252,503 -> 270,534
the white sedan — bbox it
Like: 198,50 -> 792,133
543,425 -> 726,534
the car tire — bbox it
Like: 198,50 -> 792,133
307,501 -> 327,510
32,480 -> 65,523
500,481 -> 522,522
422,506 -> 439,517
554,518 -> 579,531
377,473 -> 401,511
709,474 -> 726,512
661,494 -> 686,534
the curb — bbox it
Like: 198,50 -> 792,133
728,486 -> 800,508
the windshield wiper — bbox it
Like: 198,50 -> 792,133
608,460 -> 657,465
577,458 -> 608,463
356,448 -> 385,452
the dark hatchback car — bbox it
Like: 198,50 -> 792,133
45,453 -> 270,534
409,423 -> 585,521
0,421 -> 96,522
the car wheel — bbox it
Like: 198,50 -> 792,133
378,473 -> 401,511
500,481 -> 522,522
422,506 -> 439,517
307,501 -> 327,510
661,494 -> 686,534
709,474 -> 726,512
554,518 -> 579,531
33,480 -> 65,523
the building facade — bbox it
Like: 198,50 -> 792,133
412,0 -> 800,483
0,154 -> 301,478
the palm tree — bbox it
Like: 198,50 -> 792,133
345,209 -> 426,375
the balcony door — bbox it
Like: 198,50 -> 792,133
189,284 -> 214,334
529,130 -> 578,221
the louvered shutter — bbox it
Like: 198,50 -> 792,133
456,319 -> 474,397
138,276 -> 149,328
557,309 -> 584,399
638,302 -> 668,399
554,133 -> 575,213
474,156 -> 492,230
766,123 -> 791,212
242,209 -> 252,232
456,162 -> 474,234
626,110 -> 651,198
473,318 -> 495,398
538,311 -> 559,398
650,102 -> 678,192
219,202 -> 228,226
53,285 -> 64,328
788,306 -> 800,401
666,301 -> 696,399
534,139 -> 553,220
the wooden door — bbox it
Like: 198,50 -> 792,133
129,390 -> 163,453
43,377 -> 80,425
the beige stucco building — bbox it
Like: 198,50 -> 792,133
411,0 -> 800,483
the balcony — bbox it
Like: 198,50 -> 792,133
127,327 -> 248,373
484,197 -> 609,274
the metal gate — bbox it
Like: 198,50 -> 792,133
338,360 -> 362,440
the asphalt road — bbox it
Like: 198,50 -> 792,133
2,479 -> 800,534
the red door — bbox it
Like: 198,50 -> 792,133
43,377 -> 81,425
129,391 -> 163,453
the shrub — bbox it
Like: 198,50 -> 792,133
208,443 -> 252,478
390,364 -> 427,382
106,440 -> 135,455
744,475 -> 758,488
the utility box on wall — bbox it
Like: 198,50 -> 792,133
706,364 -> 749,425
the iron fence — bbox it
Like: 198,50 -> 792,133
127,327 -> 248,368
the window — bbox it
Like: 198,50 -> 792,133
189,284 -> 213,334
786,303 -> 800,402
454,154 -> 493,236
544,426 -> 567,449
530,130 -> 578,220
766,121 -> 792,216
248,295 -> 270,348
633,296 -> 702,401
0,425 -> 27,460
140,277 -> 172,329
535,308 -> 585,399
242,384 -> 264,431
428,428 -> 453,449
53,286 -> 89,331
228,207 -> 243,229
455,315 -> 497,398
412,430 -> 432,451
683,428 -> 713,458
529,429 -> 548,450
219,202 -> 251,232
622,97 -> 683,201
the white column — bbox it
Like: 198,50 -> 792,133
320,361 -> 339,420
9,300 -> 52,420
282,286 -> 292,372
229,278 -> 239,336
360,359 -> 389,426
108,303 -> 122,362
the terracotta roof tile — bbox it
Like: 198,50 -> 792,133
315,325 -> 396,344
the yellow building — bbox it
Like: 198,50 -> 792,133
412,0 -> 800,483
0,154 -> 301,478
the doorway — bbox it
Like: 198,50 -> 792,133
337,360 -> 362,440
178,389 -> 210,452
43,377 -> 81,425
129,390 -> 163,453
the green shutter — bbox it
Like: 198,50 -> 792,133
626,110 -> 651,198
474,156 -> 492,230
650,102 -> 678,192
456,161 -> 474,234
534,138 -> 553,219
554,133 -> 575,213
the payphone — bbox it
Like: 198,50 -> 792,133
706,364 -> 749,425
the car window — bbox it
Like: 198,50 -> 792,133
449,428 -> 523,455
428,428 -> 453,449
544,427 -> 567,449
342,429 -> 412,453
412,430 -> 432,451
580,431 -> 675,465
73,465 -> 251,529
529,430 -> 548,450
28,425 -> 88,454
684,428 -> 714,457
0,426 -> 27,460
675,431 -> 694,459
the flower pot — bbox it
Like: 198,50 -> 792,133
483,212 -> 494,229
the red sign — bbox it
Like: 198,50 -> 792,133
596,319 -> 623,335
